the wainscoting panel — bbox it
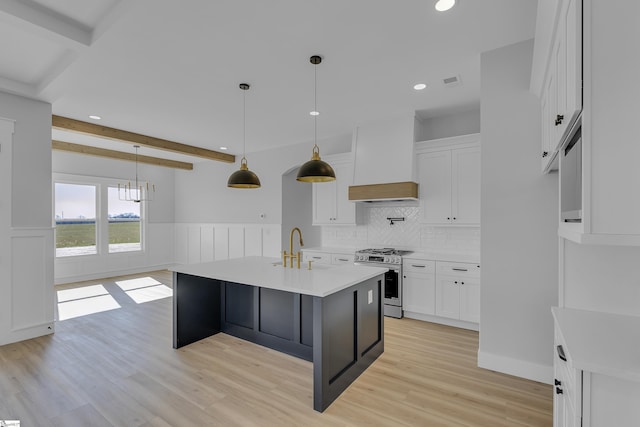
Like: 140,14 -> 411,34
174,223 -> 282,265
1,227 -> 55,345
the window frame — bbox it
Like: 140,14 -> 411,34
53,173 -> 147,259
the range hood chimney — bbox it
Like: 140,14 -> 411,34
348,114 -> 420,202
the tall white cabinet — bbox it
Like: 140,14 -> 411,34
416,134 -> 480,226
312,153 -> 357,226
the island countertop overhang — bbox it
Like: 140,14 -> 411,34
170,256 -> 388,297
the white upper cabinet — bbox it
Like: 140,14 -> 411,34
416,134 -> 480,226
540,0 -> 582,173
312,153 -> 357,226
554,0 -> 640,244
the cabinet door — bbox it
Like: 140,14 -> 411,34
312,180 -> 337,225
452,147 -> 480,225
418,150 -> 452,224
403,273 -> 436,315
541,86 -> 552,171
332,162 -> 356,225
563,0 -> 582,132
435,277 -> 460,319
553,29 -> 569,148
458,278 -> 480,323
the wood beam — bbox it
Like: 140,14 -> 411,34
52,115 -> 235,163
52,140 -> 194,170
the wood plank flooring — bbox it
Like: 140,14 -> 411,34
0,271 -> 552,426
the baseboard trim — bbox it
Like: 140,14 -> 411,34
477,350 -> 553,385
404,311 -> 479,331
54,264 -> 174,285
1,321 -> 54,346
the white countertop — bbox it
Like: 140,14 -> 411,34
302,246 -> 480,264
405,251 -> 480,264
302,246 -> 359,254
552,307 -> 640,382
170,256 -> 387,298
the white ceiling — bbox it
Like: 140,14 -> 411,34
0,0 -> 538,163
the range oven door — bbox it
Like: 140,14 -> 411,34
355,262 -> 402,314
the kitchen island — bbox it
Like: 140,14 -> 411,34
171,256 -> 387,412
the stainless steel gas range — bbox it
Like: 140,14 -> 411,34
354,248 -> 413,318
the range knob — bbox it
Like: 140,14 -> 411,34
384,257 -> 390,263
395,258 -> 401,264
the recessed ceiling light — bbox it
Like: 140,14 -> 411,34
310,111 -> 320,116
435,0 -> 455,12
220,146 -> 228,150
88,115 -> 101,120
413,83 -> 427,91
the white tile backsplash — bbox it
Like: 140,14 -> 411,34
321,205 -> 480,254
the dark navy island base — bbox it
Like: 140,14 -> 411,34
173,271 -> 384,412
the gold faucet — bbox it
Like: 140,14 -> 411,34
283,227 -> 304,269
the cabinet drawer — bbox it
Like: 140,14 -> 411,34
302,251 -> 331,264
403,259 -> 435,273
436,261 -> 480,278
332,253 -> 355,265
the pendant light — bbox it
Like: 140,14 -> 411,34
228,83 -> 261,188
297,55 -> 336,183
118,145 -> 155,203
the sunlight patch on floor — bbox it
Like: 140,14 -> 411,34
125,284 -> 173,304
115,276 -> 162,291
116,276 -> 173,304
57,294 -> 121,320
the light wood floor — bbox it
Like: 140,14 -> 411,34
0,271 -> 552,426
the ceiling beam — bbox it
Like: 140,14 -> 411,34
0,0 -> 92,48
52,115 -> 235,163
52,140 -> 194,171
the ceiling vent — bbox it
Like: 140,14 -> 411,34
443,75 -> 461,87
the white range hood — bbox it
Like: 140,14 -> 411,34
349,114 -> 419,202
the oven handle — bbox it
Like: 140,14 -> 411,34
354,262 -> 399,272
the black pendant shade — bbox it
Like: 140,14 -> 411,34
228,156 -> 261,188
228,83 -> 261,189
296,144 -> 336,182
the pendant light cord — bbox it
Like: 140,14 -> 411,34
314,62 -> 317,146
243,87 -> 246,158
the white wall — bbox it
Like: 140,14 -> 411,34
281,168 -> 321,254
0,91 -> 54,345
52,151 -> 176,283
479,39 -> 559,383
563,241 -> 640,316
174,134 -> 351,225
417,109 -> 481,142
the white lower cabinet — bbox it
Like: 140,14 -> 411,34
302,250 -> 354,266
552,308 -> 640,427
402,260 -> 436,315
435,261 -> 481,323
403,258 -> 480,328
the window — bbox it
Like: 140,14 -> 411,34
55,183 -> 97,257
108,187 -> 141,253
54,177 -> 146,258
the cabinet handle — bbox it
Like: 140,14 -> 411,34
554,379 -> 562,386
337,258 -> 348,262
556,345 -> 567,362
460,281 -> 464,285
313,256 -> 322,260
454,281 -> 458,284
542,151 -> 549,158
411,264 -> 426,268
403,275 -> 406,279
447,217 -> 450,220
555,114 -> 564,126
452,268 -> 467,272
555,387 -> 563,395
453,217 -> 457,220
